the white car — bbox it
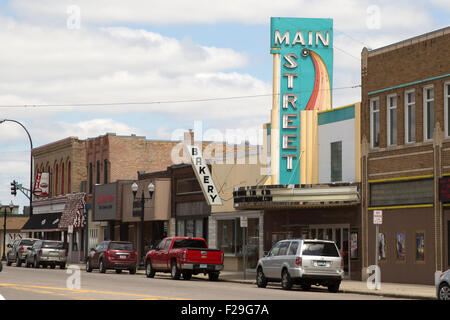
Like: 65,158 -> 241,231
256,239 -> 344,292
436,269 -> 450,300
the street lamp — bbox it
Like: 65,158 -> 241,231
0,119 -> 33,217
131,182 -> 155,268
1,201 -> 14,261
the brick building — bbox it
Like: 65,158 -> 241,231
361,27 -> 450,284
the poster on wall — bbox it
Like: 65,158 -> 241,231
396,231 -> 406,261
415,232 -> 425,262
350,232 -> 358,259
378,232 -> 386,260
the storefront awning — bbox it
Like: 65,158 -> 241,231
21,212 -> 63,232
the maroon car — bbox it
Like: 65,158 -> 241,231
86,241 -> 137,274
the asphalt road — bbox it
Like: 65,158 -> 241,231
0,264 -> 402,300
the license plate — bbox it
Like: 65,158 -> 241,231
200,264 -> 207,268
317,261 -> 327,267
119,255 -> 126,259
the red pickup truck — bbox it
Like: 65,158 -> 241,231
144,237 -> 224,281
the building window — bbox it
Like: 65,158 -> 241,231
176,178 -> 202,195
423,86 -> 434,141
61,162 -> 64,195
387,94 -> 397,146
96,160 -> 101,184
217,219 -> 242,255
67,161 -> 71,194
445,82 -> 450,138
330,141 -> 342,182
104,160 -> 108,184
370,98 -> 380,148
89,162 -> 93,193
405,90 -> 416,143
55,163 -> 59,196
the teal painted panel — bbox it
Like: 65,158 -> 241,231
271,17 -> 333,185
318,106 -> 355,126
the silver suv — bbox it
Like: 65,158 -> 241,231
256,239 -> 344,292
25,240 -> 67,269
436,269 -> 450,300
6,238 -> 39,267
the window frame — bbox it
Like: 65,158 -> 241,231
444,81 -> 450,138
369,97 -> 380,148
404,89 -> 416,144
386,93 -> 398,146
423,85 -> 434,142
330,141 -> 342,182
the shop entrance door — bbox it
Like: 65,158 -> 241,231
308,224 -> 350,279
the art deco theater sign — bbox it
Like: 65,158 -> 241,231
270,17 -> 333,185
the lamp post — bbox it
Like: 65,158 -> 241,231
0,119 -> 33,217
1,201 -> 14,261
131,182 -> 155,267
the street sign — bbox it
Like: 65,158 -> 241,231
373,210 -> 382,225
240,216 -> 248,228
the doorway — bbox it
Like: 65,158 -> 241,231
308,224 -> 350,278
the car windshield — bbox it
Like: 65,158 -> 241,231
302,242 -> 339,257
109,242 -> 133,251
21,239 -> 36,246
42,241 -> 64,249
172,239 -> 207,249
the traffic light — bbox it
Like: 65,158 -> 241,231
10,180 -> 17,196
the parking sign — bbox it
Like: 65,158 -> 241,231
373,210 -> 383,224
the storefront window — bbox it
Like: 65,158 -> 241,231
177,220 -> 185,236
186,220 -> 194,237
218,219 -> 235,254
195,219 -> 203,238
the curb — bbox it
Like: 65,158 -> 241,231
51,263 -> 439,300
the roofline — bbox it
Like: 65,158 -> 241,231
367,26 -> 450,56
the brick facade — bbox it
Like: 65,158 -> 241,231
361,27 -> 450,284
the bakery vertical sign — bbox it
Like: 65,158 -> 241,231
270,17 -> 333,185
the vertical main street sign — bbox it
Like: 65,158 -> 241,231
270,17 -> 333,185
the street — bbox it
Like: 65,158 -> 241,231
0,265 -> 402,300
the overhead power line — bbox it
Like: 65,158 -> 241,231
0,85 -> 361,109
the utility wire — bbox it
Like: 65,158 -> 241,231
0,85 -> 361,109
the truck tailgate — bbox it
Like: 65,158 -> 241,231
184,248 -> 222,264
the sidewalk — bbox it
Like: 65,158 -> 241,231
46,263 -> 440,300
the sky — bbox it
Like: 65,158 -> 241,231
0,0 -> 449,212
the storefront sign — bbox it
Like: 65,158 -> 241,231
185,144 -> 222,206
33,172 -> 50,198
93,183 -> 117,220
240,216 -> 248,228
271,17 -> 333,184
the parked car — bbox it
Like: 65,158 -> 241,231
256,239 -> 344,292
86,241 -> 137,274
436,269 -> 450,300
6,238 -> 39,267
144,237 -> 224,281
25,240 -> 67,269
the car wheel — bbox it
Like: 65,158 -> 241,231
129,268 -> 136,275
281,269 -> 293,290
6,257 -> 12,266
16,256 -> 22,267
327,281 -> 340,293
182,271 -> 192,280
60,263 -> 66,270
99,260 -> 106,273
33,257 -> 39,269
256,267 -> 268,288
438,282 -> 450,300
86,259 -> 92,272
115,269 -> 122,274
208,272 -> 220,281
170,261 -> 180,280
145,260 -> 155,278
